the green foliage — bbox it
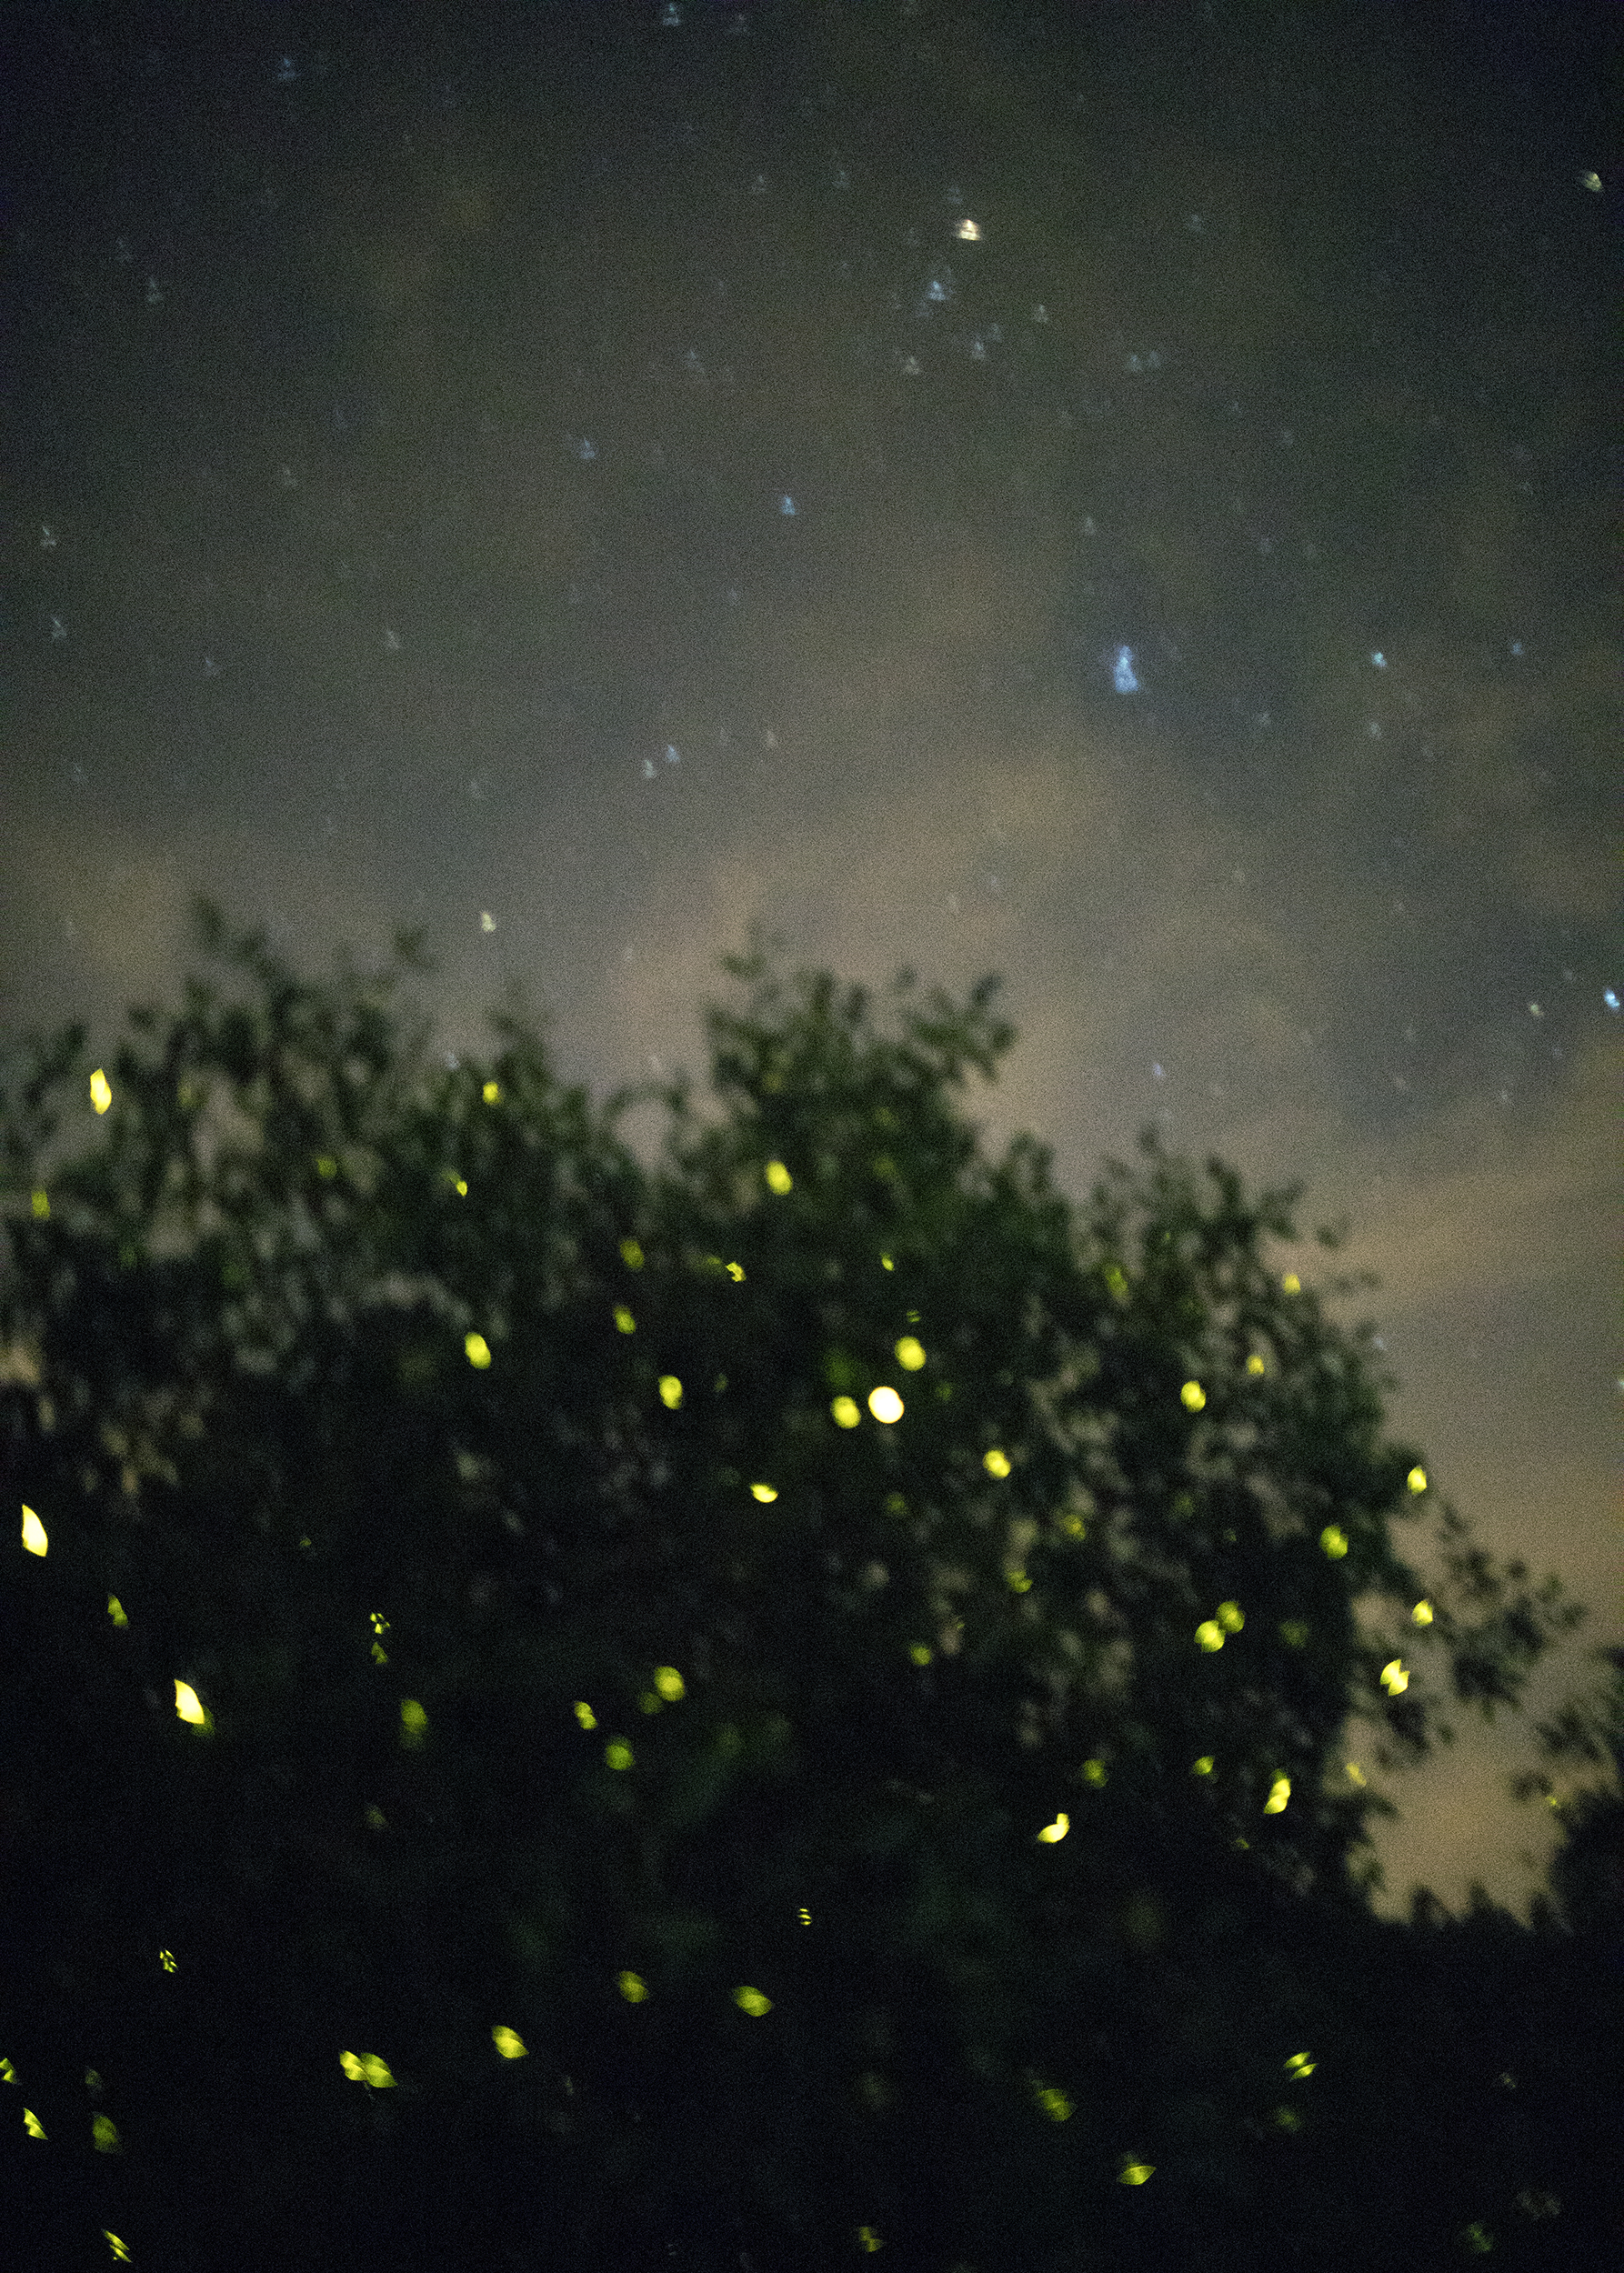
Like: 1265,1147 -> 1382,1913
1512,1642 -> 1624,1945
0,905 -> 1611,2271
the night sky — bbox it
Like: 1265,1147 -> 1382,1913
3,0 -> 1619,1922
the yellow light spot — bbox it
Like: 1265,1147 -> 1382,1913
21,1505 -> 46,1557
1104,1264 -> 1128,1301
174,1679 -> 206,1725
0,2059 -> 12,2083
1581,170 -> 1603,192
1346,1761 -> 1366,1787
727,1259 -> 745,1281
1080,1761 -> 1106,1787
908,1642 -> 933,1666
1216,1599 -> 1244,1632
879,1252 -> 894,1271
764,1159 -> 793,1194
857,2228 -> 883,2253
733,1985 -> 773,2016
31,1187 -> 49,1219
105,2235 -> 132,2263
574,1700 -> 597,1729
895,1336 -> 926,1370
1380,1658 -> 1408,1695
614,1304 -> 636,1333
1285,2052 -> 1316,2078
868,1386 -> 903,1424
1119,2161 -> 1154,2186
1180,1379 -> 1206,1412
1037,1812 -> 1070,1843
1319,1525 -> 1348,1558
617,1970 -> 647,2002
400,1698 -> 427,1746
1196,1621 -> 1225,1652
619,1237 -> 645,1268
370,1610 -> 389,1634
25,2109 -> 45,2138
465,1332 -> 492,1368
749,1482 -> 778,1503
89,1068 -> 112,1114
1264,1775 -> 1291,1813
371,1640 -> 388,1665
93,2114 -> 120,2152
158,1948 -> 175,1971
831,1395 -> 861,1428
340,2052 -> 396,2088
365,1805 -> 386,1829
492,2026 -> 528,2059
482,1079 -> 500,1104
454,1177 -> 468,1197
1246,1353 -> 1266,1376
1282,1272 -> 1300,1294
983,1446 -> 1010,1477
1192,1755 -> 1215,1777
1279,1619 -> 1308,1647
658,1374 -> 683,1408
1059,1511 -> 1087,1537
1412,1599 -> 1434,1625
798,1907 -> 811,1926
605,1739 -> 634,1770
1407,1466 -> 1428,1494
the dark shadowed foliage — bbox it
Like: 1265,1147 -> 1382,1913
2,908 -> 1617,2271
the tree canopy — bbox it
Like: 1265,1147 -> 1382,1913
1,907 -> 1613,2271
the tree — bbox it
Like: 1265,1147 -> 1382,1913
1513,1641 -> 1624,1952
0,907 -> 1601,2270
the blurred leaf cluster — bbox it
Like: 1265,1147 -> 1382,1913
1,906 -> 1616,2270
